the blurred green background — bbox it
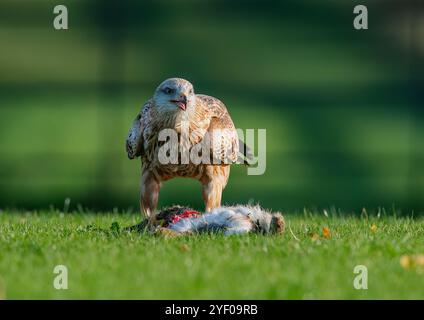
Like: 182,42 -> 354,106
0,0 -> 422,213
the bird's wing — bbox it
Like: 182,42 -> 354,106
125,99 -> 153,159
196,95 -> 240,164
238,139 -> 254,165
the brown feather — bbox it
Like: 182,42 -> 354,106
126,79 -> 241,218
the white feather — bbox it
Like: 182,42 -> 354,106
168,205 -> 282,235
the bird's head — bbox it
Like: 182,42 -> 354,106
153,78 -> 196,113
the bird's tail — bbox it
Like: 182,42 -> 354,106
238,139 -> 254,165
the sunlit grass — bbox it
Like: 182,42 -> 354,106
0,210 -> 423,299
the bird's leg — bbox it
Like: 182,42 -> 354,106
140,170 -> 161,230
202,179 -> 223,212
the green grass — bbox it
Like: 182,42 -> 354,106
0,210 -> 423,299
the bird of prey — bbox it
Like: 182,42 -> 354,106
126,78 -> 251,224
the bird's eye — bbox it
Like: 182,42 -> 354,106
163,87 -> 173,94
189,89 -> 194,95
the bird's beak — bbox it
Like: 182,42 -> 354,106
171,95 -> 187,111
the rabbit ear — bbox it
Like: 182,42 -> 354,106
271,213 -> 285,234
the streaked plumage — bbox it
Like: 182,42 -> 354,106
126,78 -> 250,222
